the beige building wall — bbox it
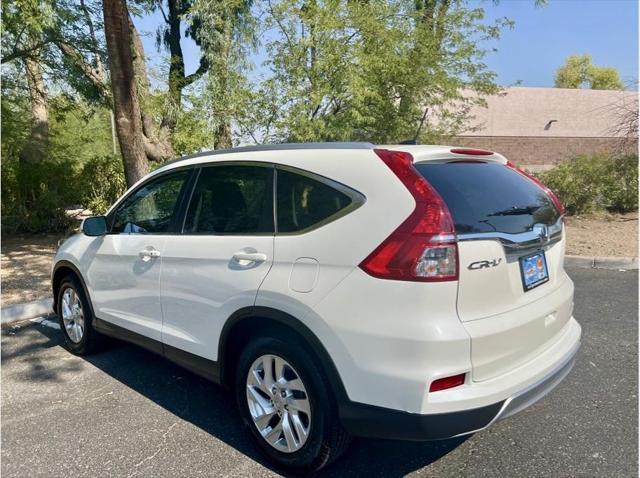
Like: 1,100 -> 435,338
454,136 -> 637,166
455,87 -> 638,166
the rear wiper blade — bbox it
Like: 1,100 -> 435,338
489,205 -> 541,216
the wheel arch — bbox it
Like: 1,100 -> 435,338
219,306 -> 350,406
52,260 -> 94,316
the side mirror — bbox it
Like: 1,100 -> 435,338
82,216 -> 108,237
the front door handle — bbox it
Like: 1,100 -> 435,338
232,252 -> 267,263
139,248 -> 161,261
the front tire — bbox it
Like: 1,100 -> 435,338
235,336 -> 351,471
56,275 -> 103,355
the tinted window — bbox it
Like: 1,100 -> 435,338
277,170 -> 353,233
112,171 -> 189,234
415,163 -> 560,235
184,165 -> 274,234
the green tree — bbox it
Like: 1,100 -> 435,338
242,0 -> 513,144
554,54 -> 591,89
2,0 -> 217,186
554,54 -> 623,90
101,0 -> 252,183
590,66 -> 624,90
153,0 -> 210,132
2,0 -> 123,227
1,0 -> 550,231
1,0 -> 56,165
186,0 -> 256,148
0,87 -> 118,231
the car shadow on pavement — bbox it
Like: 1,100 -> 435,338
6,322 -> 467,477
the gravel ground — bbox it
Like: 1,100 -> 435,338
564,212 -> 638,257
1,234 -> 64,306
1,214 -> 637,306
1,268 -> 637,477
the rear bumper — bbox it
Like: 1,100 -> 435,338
340,335 -> 580,441
340,400 -> 503,441
492,336 -> 578,423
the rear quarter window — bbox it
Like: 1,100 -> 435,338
415,162 -> 560,235
276,169 -> 361,233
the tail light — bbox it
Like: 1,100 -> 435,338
358,149 -> 458,282
449,148 -> 494,156
506,161 -> 565,215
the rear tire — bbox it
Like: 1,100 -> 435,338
235,336 -> 351,471
56,275 -> 104,355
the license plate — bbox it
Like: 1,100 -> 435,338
519,250 -> 549,291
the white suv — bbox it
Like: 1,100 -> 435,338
52,143 -> 581,471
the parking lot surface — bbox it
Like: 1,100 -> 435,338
1,267 -> 637,477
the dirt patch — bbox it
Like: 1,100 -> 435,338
1,234 -> 63,306
565,212 -> 638,258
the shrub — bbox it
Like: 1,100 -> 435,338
1,159 -> 79,233
537,154 -> 638,215
2,155 -> 127,233
607,154 -> 639,212
78,155 -> 127,215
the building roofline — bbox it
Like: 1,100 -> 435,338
495,85 -> 637,94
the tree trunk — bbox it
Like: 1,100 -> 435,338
128,14 -> 175,162
165,0 -> 185,130
214,123 -> 232,149
163,0 -> 208,134
103,0 -> 149,187
213,23 -> 233,149
21,55 -> 48,164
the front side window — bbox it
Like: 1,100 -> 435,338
276,169 -> 354,233
184,165 -> 274,234
112,171 -> 189,234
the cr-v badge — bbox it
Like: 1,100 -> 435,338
468,258 -> 502,270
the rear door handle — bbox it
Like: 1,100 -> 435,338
233,252 -> 267,263
139,248 -> 161,261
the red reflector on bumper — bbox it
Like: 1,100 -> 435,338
429,373 -> 466,392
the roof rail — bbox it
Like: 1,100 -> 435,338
162,142 -> 375,167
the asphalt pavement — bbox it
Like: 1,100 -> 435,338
1,267 -> 637,477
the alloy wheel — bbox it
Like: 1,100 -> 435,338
246,354 -> 311,453
61,287 -> 85,343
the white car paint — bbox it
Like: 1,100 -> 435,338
159,235 -> 275,360
53,142 -> 581,431
86,234 -> 167,341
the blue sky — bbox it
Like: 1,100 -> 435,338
480,0 -> 638,87
134,0 -> 639,88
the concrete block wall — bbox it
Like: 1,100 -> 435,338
453,136 -> 638,166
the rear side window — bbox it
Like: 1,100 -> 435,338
415,162 -> 560,235
112,171 -> 189,234
184,165 -> 274,234
276,169 -> 354,233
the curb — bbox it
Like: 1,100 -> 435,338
1,298 -> 53,326
565,255 -> 638,270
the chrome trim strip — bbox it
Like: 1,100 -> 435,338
456,217 -> 564,251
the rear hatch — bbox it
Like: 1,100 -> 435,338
415,160 -> 573,381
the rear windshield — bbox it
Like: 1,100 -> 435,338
415,162 -> 560,235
